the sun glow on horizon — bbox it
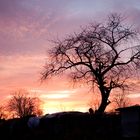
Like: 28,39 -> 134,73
42,102 -> 88,114
30,89 -> 76,99
29,89 -> 89,114
41,94 -> 70,99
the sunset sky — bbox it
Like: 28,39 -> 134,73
0,0 -> 140,114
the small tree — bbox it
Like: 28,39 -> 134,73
112,92 -> 131,108
42,13 -> 140,114
0,105 -> 7,119
7,89 -> 43,118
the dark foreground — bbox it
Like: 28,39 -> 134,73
0,111 -> 139,140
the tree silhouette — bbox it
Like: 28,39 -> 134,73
0,105 -> 7,119
42,13 -> 140,114
112,92 -> 131,108
7,89 -> 43,118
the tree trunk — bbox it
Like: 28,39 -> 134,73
95,75 -> 111,114
96,96 -> 108,114
96,89 -> 110,115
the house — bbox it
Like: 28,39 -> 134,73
116,105 -> 140,138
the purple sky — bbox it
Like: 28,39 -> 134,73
0,0 -> 140,113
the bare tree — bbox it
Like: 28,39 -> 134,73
42,13 -> 140,114
0,105 -> 7,119
7,89 -> 43,118
112,92 -> 131,108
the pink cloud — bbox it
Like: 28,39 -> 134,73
0,0 -> 140,113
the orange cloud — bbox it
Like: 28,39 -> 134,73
1,0 -> 140,115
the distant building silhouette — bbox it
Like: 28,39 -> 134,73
116,105 -> 140,138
